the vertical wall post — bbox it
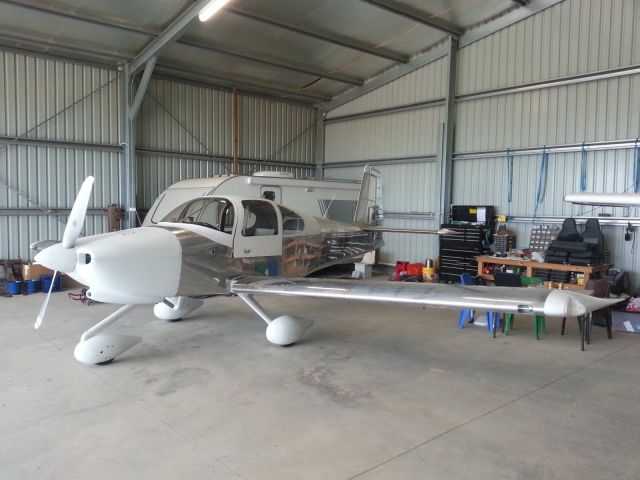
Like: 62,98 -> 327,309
232,87 -> 239,175
439,36 -> 458,221
315,109 -> 325,178
121,63 -> 135,229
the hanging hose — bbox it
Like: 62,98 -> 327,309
533,147 -> 549,220
506,149 -> 514,216
580,142 -> 588,192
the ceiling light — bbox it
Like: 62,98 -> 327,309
198,0 -> 232,22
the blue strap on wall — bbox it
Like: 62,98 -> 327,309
580,142 -> 587,192
533,147 -> 549,219
634,138 -> 640,193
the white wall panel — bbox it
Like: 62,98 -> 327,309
458,0 -> 639,95
326,57 -> 447,118
0,50 -> 121,261
325,106 -> 445,163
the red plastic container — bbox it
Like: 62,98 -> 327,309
406,263 -> 425,278
395,261 -> 409,280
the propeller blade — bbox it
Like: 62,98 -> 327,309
61,176 -> 95,249
34,271 -> 57,330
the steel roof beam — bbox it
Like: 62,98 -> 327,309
129,0 -> 212,74
0,0 -> 362,85
177,37 -> 363,85
360,0 -> 463,37
0,29 -> 327,104
226,6 -> 408,64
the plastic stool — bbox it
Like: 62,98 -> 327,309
458,273 -> 475,328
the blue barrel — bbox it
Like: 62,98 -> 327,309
24,279 -> 38,294
40,274 -> 61,293
7,281 -> 22,296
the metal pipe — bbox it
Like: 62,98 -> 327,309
321,155 -> 437,169
136,147 -> 315,169
0,136 -> 121,152
232,87 -> 239,175
504,215 -> 640,227
0,208 -> 107,216
324,98 -> 446,124
456,64 -> 640,103
454,139 -> 639,160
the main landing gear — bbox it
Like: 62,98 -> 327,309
236,293 -> 313,346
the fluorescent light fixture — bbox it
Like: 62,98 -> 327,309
198,0 -> 231,22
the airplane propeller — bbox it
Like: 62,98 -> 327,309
33,176 -> 95,329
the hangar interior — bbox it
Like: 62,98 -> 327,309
2,1 -> 640,479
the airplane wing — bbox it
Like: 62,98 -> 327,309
230,277 -> 622,318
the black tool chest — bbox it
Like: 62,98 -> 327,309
439,205 -> 495,283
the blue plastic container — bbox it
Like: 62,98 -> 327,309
24,279 -> 38,294
7,281 -> 22,296
40,274 -> 61,293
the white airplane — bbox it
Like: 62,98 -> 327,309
33,169 -> 621,365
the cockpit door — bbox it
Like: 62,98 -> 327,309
233,200 -> 282,259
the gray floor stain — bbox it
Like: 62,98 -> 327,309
298,364 -> 373,407
152,367 -> 212,396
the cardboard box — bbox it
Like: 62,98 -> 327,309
22,263 -> 53,281
22,263 -> 86,290
612,310 -> 640,334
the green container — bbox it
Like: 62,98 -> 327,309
521,275 -> 543,286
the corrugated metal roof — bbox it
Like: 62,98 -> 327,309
0,0 -> 529,103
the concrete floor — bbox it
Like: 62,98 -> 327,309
2,291 -> 640,480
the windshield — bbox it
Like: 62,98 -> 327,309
162,198 -> 234,233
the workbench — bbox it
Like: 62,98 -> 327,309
476,255 -> 611,291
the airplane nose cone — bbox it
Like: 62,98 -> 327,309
34,243 -> 77,273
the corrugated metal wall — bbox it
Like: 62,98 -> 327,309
324,0 -> 640,286
453,0 -> 640,286
0,50 -> 121,261
137,78 -> 316,210
1,52 -> 317,261
324,57 -> 448,264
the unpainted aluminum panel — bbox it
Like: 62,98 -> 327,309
327,57 -> 447,118
457,0 -> 640,95
455,75 -> 640,152
325,162 -> 440,264
325,106 -> 445,163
